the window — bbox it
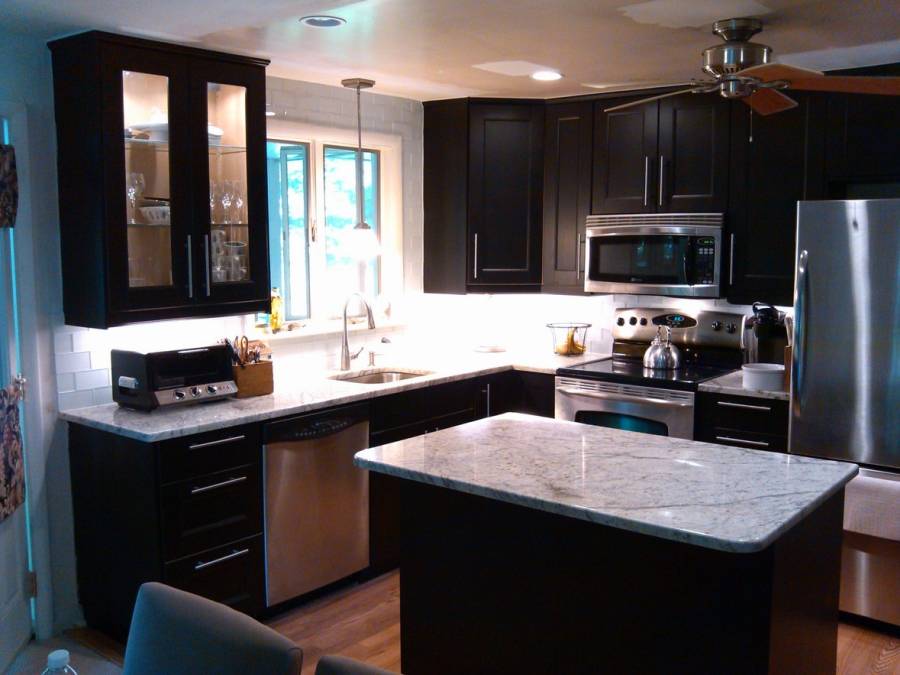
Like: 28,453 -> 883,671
267,138 -> 382,321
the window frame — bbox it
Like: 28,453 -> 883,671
265,120 -> 401,324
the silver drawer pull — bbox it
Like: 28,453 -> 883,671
190,475 -> 247,495
188,434 -> 246,451
716,401 -> 772,413
716,435 -> 770,448
193,547 -> 250,571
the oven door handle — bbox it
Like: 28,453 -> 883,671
556,388 -> 692,408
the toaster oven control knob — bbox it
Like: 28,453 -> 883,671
616,317 -> 625,326
711,321 -> 722,331
629,317 -> 637,325
725,322 -> 737,334
190,386 -> 202,397
174,390 -> 186,400
207,385 -> 218,395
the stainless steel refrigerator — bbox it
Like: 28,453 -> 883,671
792,198 -> 899,626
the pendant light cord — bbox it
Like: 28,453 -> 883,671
355,83 -> 364,230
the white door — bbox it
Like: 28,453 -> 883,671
0,114 -> 33,672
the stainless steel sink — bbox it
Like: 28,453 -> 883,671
329,369 -> 433,384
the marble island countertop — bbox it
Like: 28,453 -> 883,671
59,350 -> 608,442
355,413 -> 857,553
699,370 -> 790,401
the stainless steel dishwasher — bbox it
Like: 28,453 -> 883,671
263,403 -> 370,607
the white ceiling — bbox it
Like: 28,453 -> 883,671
4,0 -> 900,101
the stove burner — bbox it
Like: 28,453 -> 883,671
557,356 -> 736,392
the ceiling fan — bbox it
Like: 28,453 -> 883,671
605,17 -> 900,115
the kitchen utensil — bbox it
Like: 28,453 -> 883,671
742,363 -> 784,390
642,326 -> 683,370
547,323 -> 590,356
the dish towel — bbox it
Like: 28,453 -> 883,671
0,144 -> 19,228
0,380 -> 25,522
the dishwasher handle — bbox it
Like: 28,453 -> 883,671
264,403 -> 369,443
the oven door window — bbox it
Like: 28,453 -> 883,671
574,410 -> 669,436
588,235 -> 691,284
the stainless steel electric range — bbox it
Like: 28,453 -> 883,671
555,307 -> 745,439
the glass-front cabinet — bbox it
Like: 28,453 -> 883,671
49,32 -> 270,327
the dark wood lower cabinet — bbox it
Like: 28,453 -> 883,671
695,392 -> 789,452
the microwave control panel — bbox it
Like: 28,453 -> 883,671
694,237 -> 717,285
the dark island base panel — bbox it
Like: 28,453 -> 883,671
396,477 -> 844,675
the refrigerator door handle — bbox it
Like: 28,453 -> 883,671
792,249 -> 809,417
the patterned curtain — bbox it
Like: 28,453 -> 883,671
0,379 -> 25,521
0,145 -> 18,228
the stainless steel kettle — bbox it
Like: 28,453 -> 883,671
643,326 -> 682,370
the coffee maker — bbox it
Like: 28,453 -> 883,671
741,302 -> 788,363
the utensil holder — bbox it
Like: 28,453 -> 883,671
233,360 -> 273,398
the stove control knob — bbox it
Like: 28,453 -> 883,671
711,321 -> 722,331
725,323 -> 737,334
190,386 -> 202,397
616,317 -> 625,326
207,385 -> 218,395
640,318 -> 648,326
174,390 -> 186,400
629,317 -> 637,325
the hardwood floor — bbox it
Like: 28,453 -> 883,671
268,570 -> 900,675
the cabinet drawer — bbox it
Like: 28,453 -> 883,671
702,428 -> 787,452
160,465 -> 262,561
164,534 -> 264,618
159,424 -> 260,484
697,393 -> 788,436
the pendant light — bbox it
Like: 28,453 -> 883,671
341,77 -> 379,260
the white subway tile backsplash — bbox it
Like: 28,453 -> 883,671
75,368 -> 109,391
56,372 -> 75,393
58,389 -> 94,411
55,351 -> 91,374
54,332 -> 73,353
91,386 -> 113,406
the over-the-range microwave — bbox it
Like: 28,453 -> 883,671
584,213 -> 723,298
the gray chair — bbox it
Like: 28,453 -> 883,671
315,655 -> 397,675
122,583 -> 303,675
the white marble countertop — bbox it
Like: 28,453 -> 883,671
699,370 -> 790,401
355,413 -> 856,553
59,350 -> 608,442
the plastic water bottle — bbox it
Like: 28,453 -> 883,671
41,649 -> 78,674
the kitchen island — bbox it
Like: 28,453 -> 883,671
355,413 -> 857,675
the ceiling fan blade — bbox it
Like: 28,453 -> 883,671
603,88 -> 702,112
739,63 -> 900,96
743,88 -> 799,116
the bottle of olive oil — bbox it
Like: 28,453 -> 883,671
269,287 -> 284,333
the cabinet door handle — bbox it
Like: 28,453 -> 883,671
643,156 -> 650,207
576,235 -> 583,279
188,434 -> 246,451
473,233 -> 479,280
486,382 -> 492,417
716,401 -> 772,413
186,234 -> 194,299
715,435 -> 770,448
190,475 -> 247,495
658,156 -> 665,207
204,234 -> 211,296
193,547 -> 250,571
729,233 -> 735,286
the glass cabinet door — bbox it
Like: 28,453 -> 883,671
206,82 -> 251,286
122,70 -> 174,288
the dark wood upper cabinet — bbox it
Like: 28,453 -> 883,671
592,93 -> 729,214
726,93 -> 826,307
542,101 -> 593,293
49,31 -> 271,328
657,94 -> 730,212
424,99 -> 543,293
592,96 -> 658,213
826,93 -> 900,184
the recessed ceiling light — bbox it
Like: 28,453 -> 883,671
299,15 -> 346,28
532,70 -> 563,82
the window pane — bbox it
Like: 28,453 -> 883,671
267,141 -> 310,320
323,146 -> 379,315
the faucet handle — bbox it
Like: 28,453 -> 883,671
351,345 -> 365,361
